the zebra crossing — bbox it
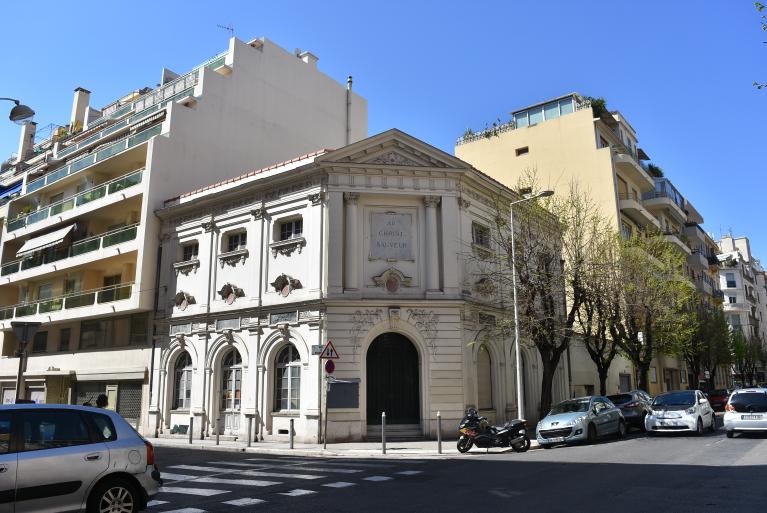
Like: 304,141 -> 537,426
148,455 -> 426,512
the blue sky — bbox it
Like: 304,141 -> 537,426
1,1 -> 765,255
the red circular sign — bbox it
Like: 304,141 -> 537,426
325,359 -> 335,374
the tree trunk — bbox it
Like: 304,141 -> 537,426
538,361 -> 557,420
636,363 -> 650,392
598,367 -> 609,396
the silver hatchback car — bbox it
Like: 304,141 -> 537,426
0,404 -> 161,513
724,388 -> 767,438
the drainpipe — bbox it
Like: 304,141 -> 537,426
317,183 -> 326,443
201,217 -> 216,439
345,76 -> 352,145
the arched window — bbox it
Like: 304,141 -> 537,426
173,352 -> 193,410
477,345 -> 493,410
274,345 -> 301,411
221,350 -> 242,412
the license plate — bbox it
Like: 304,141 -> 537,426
548,436 -> 565,443
742,415 -> 762,420
659,420 -> 677,426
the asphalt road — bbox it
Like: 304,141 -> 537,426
151,427 -> 767,513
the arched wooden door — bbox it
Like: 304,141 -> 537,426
366,333 -> 420,425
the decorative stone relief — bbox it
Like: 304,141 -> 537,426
423,196 -> 441,208
371,267 -> 412,293
202,220 -> 215,232
173,259 -> 200,276
218,248 -> 248,267
218,283 -> 244,304
349,309 -> 384,356
251,207 -> 268,220
366,151 -> 421,167
174,291 -> 196,311
344,192 -> 359,204
270,237 -> 306,257
307,192 -> 324,206
407,308 -> 439,356
270,274 -> 302,297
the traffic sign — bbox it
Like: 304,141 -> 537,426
319,341 -> 340,359
325,359 -> 335,374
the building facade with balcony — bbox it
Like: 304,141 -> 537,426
152,130 -> 569,443
454,93 -> 724,396
0,36 -> 367,430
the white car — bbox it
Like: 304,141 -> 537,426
645,390 -> 716,435
724,388 -> 767,438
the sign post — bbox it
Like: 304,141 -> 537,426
319,341 -> 340,449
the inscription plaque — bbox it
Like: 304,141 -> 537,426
370,212 -> 413,261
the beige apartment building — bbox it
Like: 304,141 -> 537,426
456,93 -> 726,396
0,36 -> 367,431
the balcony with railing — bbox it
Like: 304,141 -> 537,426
0,282 -> 134,323
6,169 -> 143,234
642,178 -> 687,223
663,231 -> 691,255
0,224 -> 138,281
24,124 -> 159,195
618,192 -> 660,229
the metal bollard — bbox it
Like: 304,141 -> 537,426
188,417 -> 194,445
247,417 -> 253,447
290,418 -> 294,449
216,419 -> 220,445
437,411 -> 442,454
382,411 -> 386,455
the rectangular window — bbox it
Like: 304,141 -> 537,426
21,410 -> 91,452
729,296 -> 737,304
130,314 -> 147,345
726,273 -> 736,288
529,107 -> 544,125
650,367 -> 658,383
37,283 -> 53,300
279,219 -> 303,241
515,146 -> 529,156
59,328 -> 71,352
32,331 -> 48,353
544,102 -> 560,121
182,243 -> 199,262
514,111 -> 529,128
620,222 -> 633,241
559,98 -> 574,115
80,320 -> 108,349
0,412 -> 11,454
227,232 -> 247,252
472,222 -> 491,248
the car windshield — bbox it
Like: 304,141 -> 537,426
550,399 -> 590,415
607,394 -> 633,405
652,391 -> 695,408
710,389 -> 729,396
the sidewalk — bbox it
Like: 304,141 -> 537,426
150,436 -> 541,459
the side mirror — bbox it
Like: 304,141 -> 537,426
699,398 -> 707,405
592,407 -> 599,415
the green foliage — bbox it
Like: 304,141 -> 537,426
584,96 -> 608,117
645,163 -> 664,177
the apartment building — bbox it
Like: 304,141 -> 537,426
153,129 -> 569,442
455,93 -> 725,396
0,37 -> 367,431
718,235 -> 767,384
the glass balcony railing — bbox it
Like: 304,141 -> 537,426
8,169 -> 143,232
26,124 -> 160,194
1,282 -> 134,320
0,224 -> 139,278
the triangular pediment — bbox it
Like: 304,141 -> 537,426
317,128 -> 471,170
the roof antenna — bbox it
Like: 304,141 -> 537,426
217,23 -> 234,38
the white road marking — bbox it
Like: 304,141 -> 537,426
222,498 -> 267,506
322,481 -> 357,488
162,470 -> 279,487
146,500 -> 169,507
159,509 -> 207,513
169,465 -> 234,473
362,476 -> 393,482
161,472 -> 196,482
158,486 -> 230,496
243,470 -> 324,480
292,467 -> 363,474
396,470 -> 423,475
208,461 -> 265,467
279,489 -> 317,496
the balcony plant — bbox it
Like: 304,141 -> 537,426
584,96 -> 608,118
645,163 -> 664,178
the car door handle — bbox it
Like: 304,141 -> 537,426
84,453 -> 102,461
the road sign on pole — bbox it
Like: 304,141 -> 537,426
319,341 -> 340,359
325,359 -> 335,374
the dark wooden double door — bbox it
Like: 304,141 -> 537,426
366,333 -> 420,425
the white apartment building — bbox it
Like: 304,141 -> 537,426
0,36 -> 367,431
153,129 -> 569,443
718,235 -> 767,381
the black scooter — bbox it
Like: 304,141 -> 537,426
457,408 -> 530,453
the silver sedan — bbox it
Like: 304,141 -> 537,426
536,396 -> 626,448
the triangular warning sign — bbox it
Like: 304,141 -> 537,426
319,341 -> 340,359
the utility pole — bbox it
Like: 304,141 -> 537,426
11,322 -> 41,402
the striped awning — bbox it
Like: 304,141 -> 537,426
16,224 -> 76,258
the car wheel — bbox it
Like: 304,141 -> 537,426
695,418 -> 704,436
457,436 -> 473,453
709,415 -> 717,433
541,443 -> 553,449
726,430 -> 734,439
640,413 -> 648,432
512,435 -> 531,453
616,420 -> 627,439
88,477 -> 139,513
587,423 -> 598,444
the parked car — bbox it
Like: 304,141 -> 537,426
607,390 -> 653,431
724,388 -> 767,438
0,404 -> 161,512
645,390 -> 716,435
705,389 -> 731,412
536,396 -> 626,448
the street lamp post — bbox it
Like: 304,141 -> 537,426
11,322 -> 41,403
510,190 -> 553,420
0,97 -> 35,124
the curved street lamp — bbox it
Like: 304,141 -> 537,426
0,97 -> 35,124
510,189 -> 554,420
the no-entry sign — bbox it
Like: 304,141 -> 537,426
325,359 -> 335,374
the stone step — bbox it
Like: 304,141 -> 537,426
366,424 -> 423,441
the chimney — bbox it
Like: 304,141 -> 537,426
16,122 -> 37,163
70,87 -> 91,132
298,51 -> 319,68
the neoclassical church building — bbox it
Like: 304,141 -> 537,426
150,130 -> 568,442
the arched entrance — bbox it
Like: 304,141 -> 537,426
366,333 -> 420,426
219,349 -> 242,435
